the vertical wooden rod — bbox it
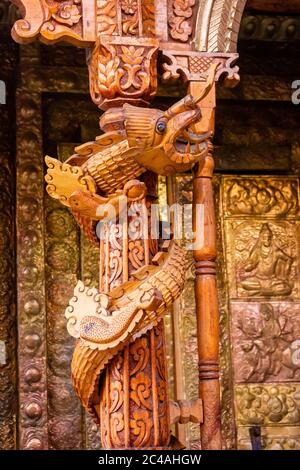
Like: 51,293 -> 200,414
190,82 -> 222,450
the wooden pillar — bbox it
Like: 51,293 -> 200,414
190,83 -> 222,449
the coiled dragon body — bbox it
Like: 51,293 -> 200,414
44,68 -> 215,423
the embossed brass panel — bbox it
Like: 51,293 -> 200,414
169,175 -> 300,449
225,220 -> 298,299
221,176 -> 300,450
235,384 -> 300,426
231,302 -> 300,383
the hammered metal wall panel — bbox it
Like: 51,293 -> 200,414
16,90 -> 49,450
168,174 -> 300,450
222,177 -> 299,218
45,195 -> 83,449
224,220 -> 298,299
0,94 -> 16,449
0,41 -> 17,451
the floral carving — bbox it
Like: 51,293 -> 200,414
88,37 -> 158,109
120,46 -> 146,90
121,0 -> 137,15
142,0 -> 156,37
130,373 -> 152,410
130,410 -> 152,447
109,224 -> 123,288
168,0 -> 195,42
96,0 -> 117,35
121,0 -> 138,35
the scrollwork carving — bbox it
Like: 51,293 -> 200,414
168,0 -> 195,42
162,51 -> 239,87
11,0 -> 91,46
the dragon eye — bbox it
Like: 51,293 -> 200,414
156,120 -> 167,134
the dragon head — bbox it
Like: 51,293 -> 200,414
100,64 -> 216,175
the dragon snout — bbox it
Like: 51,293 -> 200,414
164,125 -> 211,165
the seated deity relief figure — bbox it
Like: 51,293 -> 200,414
238,223 -> 294,297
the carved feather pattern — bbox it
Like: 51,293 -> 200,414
206,0 -> 247,53
207,0 -> 231,52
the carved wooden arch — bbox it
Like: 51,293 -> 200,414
194,0 -> 247,52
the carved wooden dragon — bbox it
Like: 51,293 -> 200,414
66,241 -> 186,421
44,65 -> 216,423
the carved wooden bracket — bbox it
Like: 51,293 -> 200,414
11,1 -> 245,108
162,51 -> 240,87
11,1 -> 247,51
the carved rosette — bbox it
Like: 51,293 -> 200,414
88,36 -> 159,110
96,0 -> 156,37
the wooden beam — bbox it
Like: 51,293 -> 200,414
246,0 -> 300,14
